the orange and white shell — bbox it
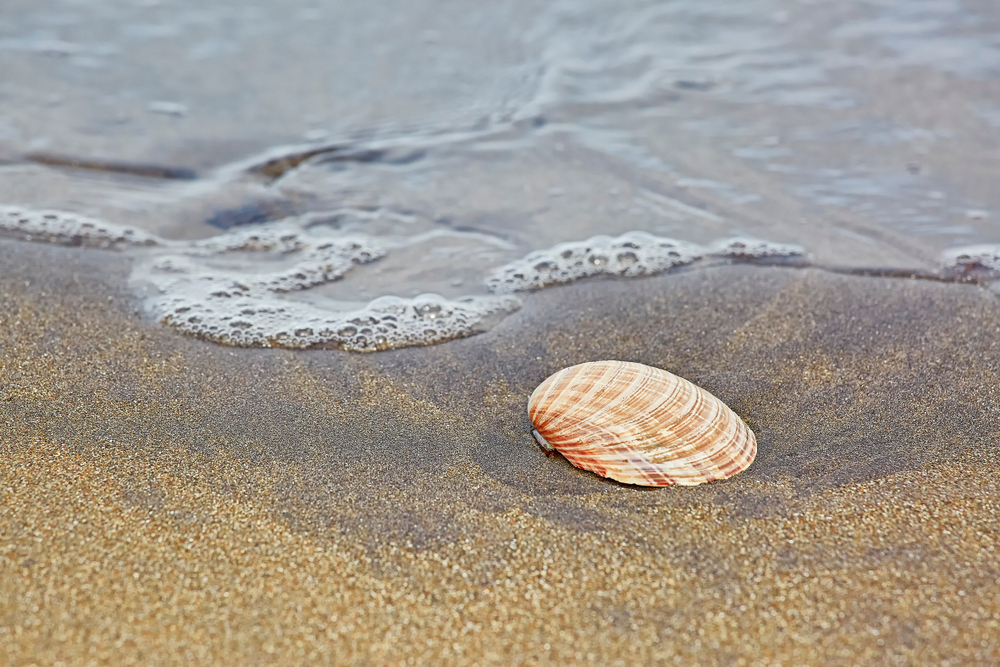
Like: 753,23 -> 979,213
528,361 -> 756,486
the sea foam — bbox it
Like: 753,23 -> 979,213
3,203 -> 809,350
708,237 -> 806,260
148,288 -> 519,351
486,231 -> 703,293
134,221 -> 520,350
940,245 -> 1000,276
0,205 -> 159,249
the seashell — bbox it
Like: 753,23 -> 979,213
528,360 -> 756,486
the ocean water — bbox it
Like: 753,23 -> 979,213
2,0 -> 1000,350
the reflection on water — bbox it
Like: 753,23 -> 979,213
2,0 -> 1000,348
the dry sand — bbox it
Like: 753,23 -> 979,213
1,240 -> 999,665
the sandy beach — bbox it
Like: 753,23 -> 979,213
4,1 -> 1000,663
2,239 -> 999,665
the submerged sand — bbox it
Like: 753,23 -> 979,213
1,239 -> 999,665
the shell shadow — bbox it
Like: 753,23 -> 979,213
471,427 -> 617,497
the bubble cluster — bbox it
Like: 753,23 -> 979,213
0,205 -> 159,249
168,224 -> 386,293
486,231 -> 703,293
940,245 -> 1000,277
708,237 -> 806,260
150,290 -> 521,351
136,222 -> 520,351
190,225 -> 309,254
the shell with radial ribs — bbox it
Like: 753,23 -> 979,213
528,360 -> 756,486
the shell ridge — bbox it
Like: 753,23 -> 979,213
682,419 -> 751,481
566,363 -> 662,447
611,368 -> 684,448
529,368 -> 578,428
560,362 -> 634,433
536,361 -> 637,444
650,382 -> 728,465
642,375 -> 699,451
642,376 -> 705,466
535,362 -> 621,434
558,365 -> 717,482
644,383 -> 742,483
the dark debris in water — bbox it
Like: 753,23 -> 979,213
247,144 -> 426,181
204,201 -> 296,230
24,152 -> 198,180
248,147 -> 336,180
674,79 -> 715,91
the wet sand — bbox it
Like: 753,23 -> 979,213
2,239 -> 999,665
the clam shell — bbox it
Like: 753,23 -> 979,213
528,361 -> 756,486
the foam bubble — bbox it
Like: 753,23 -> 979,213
940,245 -> 1000,276
708,236 -> 806,260
135,222 -> 520,351
189,225 -> 309,254
485,231 -> 703,293
178,223 -> 386,293
0,204 -> 159,249
148,288 -> 520,351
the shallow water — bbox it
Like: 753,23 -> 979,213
3,0 -> 1000,348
